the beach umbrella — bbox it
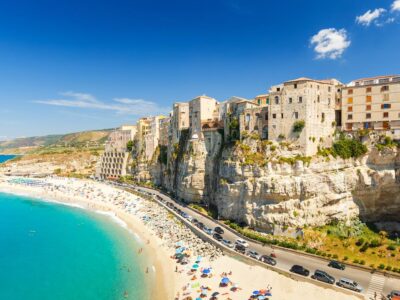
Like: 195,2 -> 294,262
196,255 -> 202,262
212,292 -> 220,297
202,268 -> 211,274
252,290 -> 260,296
192,264 -> 199,269
220,277 -> 230,285
258,296 -> 266,300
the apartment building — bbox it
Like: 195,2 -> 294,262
189,95 -> 219,140
144,115 -> 167,161
342,75 -> 400,137
159,117 -> 171,146
170,102 -> 189,144
96,125 -> 137,180
268,77 -> 339,156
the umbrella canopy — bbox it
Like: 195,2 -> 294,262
202,268 -> 211,274
192,264 -> 199,269
212,292 -> 220,297
252,290 -> 260,296
175,247 -> 185,253
221,277 -> 230,284
258,296 -> 266,300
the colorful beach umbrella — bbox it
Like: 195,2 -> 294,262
220,277 -> 230,284
252,290 -> 260,296
192,264 -> 199,269
202,268 -> 211,274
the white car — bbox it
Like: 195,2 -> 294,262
222,239 -> 234,248
235,239 -> 249,248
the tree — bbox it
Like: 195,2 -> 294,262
293,120 -> 305,133
127,140 -> 134,152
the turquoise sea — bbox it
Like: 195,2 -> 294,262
0,154 -> 17,163
0,192 -> 150,300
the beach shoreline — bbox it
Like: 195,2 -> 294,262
0,177 -> 175,300
0,176 -> 361,300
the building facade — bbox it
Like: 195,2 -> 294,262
170,102 -> 190,144
268,77 -> 339,156
341,75 -> 400,137
189,96 -> 219,140
96,125 -> 137,180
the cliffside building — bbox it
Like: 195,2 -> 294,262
268,77 -> 340,156
144,115 -> 167,161
96,125 -> 137,180
342,75 -> 400,137
171,102 -> 190,144
189,96 -> 219,140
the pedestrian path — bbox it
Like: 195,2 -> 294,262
365,273 -> 385,300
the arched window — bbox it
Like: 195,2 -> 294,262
275,96 -> 279,104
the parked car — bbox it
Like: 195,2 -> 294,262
214,226 -> 224,234
213,233 -> 223,242
196,222 -> 204,229
311,270 -> 335,284
235,239 -> 249,248
203,227 -> 213,235
222,239 -> 234,248
234,243 -> 246,254
290,265 -> 310,276
247,250 -> 260,260
259,255 -> 277,266
336,278 -> 363,293
328,260 -> 345,270
387,290 -> 400,299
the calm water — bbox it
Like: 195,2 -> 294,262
0,192 -> 150,300
0,154 -> 17,163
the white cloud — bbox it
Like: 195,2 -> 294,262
310,28 -> 351,59
34,92 -> 170,116
392,0 -> 400,11
356,8 -> 386,26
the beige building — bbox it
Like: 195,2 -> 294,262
189,96 -> 219,140
342,75 -> 400,136
144,115 -> 167,161
268,77 -> 340,156
96,125 -> 137,180
253,94 -> 269,107
159,117 -> 171,146
170,102 -> 190,144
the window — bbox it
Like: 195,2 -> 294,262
346,123 -> 352,130
294,84 -> 297,89
317,95 -> 320,103
347,106 -> 353,112
366,95 -> 372,102
383,112 -> 389,118
348,114 -> 353,120
266,98 -> 269,104
383,121 -> 390,129
366,113 -> 371,119
288,97 -> 293,104
364,122 -> 372,129
366,87 -> 372,93
294,112 -> 299,119
366,105 -> 371,111
347,97 -> 353,104
348,89 -> 353,95
277,87 -> 280,92
272,114 -> 276,119
258,99 -> 261,105
281,113 -> 284,118
381,85 -> 389,92
381,103 -> 391,109
321,113 -> 325,122
274,96 -> 279,104
328,87 -> 331,92
265,114 -> 268,120
298,96 -> 303,103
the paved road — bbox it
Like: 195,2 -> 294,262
116,183 -> 400,300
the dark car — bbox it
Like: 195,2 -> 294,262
290,265 -> 310,276
214,226 -> 224,234
328,260 -> 345,270
260,255 -> 277,266
234,243 -> 246,254
311,270 -> 335,284
196,222 -> 204,229
213,233 -> 223,242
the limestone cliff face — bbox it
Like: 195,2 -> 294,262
135,132 -> 400,232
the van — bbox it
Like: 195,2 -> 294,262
337,278 -> 363,293
311,270 -> 335,284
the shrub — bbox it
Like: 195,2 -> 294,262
321,252 -> 327,257
356,238 -> 365,246
332,254 -> 338,259
369,239 -> 381,248
359,260 -> 365,265
332,137 -> 368,159
386,266 -> 392,271
378,264 -> 385,270
293,120 -> 305,133
387,244 -> 396,251
278,134 -> 285,139
353,259 -> 359,264
343,256 -> 348,261
360,244 -> 369,252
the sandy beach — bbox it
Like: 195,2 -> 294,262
0,176 -> 360,300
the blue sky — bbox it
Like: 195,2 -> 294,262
1,0 -> 399,139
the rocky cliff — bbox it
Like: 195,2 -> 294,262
133,131 -> 400,233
